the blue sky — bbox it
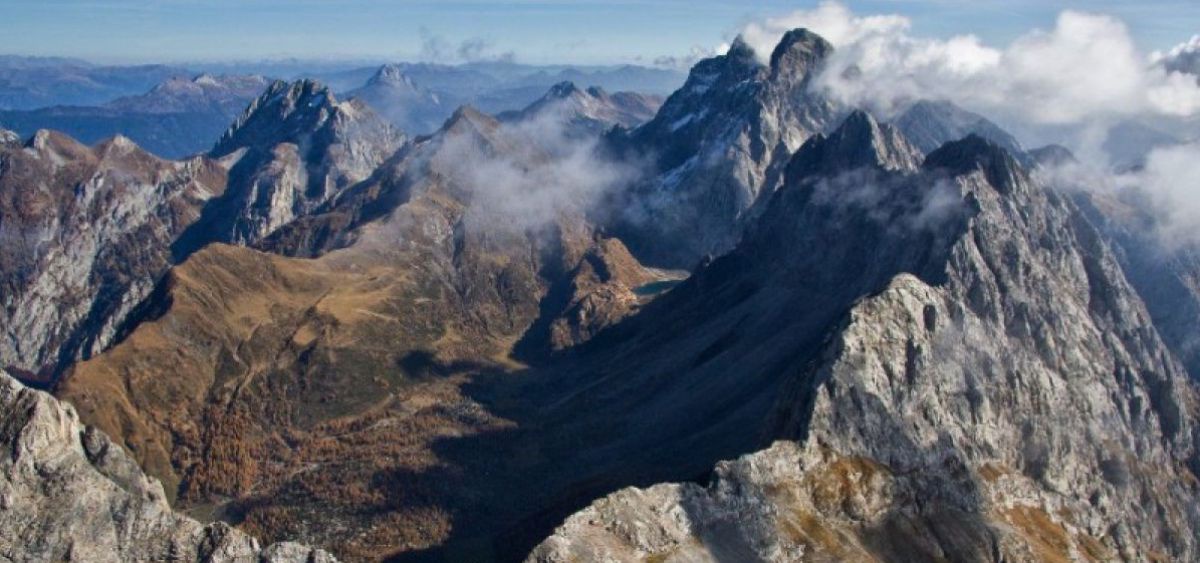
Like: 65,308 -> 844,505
1,1 -> 1197,65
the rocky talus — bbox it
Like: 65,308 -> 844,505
0,369 -> 335,562
530,125 -> 1200,561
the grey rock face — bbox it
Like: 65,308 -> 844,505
531,126 -> 1200,561
0,369 -> 335,562
0,131 -> 227,380
610,28 -> 842,268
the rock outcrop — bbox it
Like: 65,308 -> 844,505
0,369 -> 335,562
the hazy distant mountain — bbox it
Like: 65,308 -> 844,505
345,64 -> 448,134
0,58 -> 185,109
499,81 -> 663,135
892,99 -> 1028,163
344,63 -> 678,135
0,74 -> 271,158
1103,119 -> 1182,170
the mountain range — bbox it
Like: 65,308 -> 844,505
1,25 -> 1199,563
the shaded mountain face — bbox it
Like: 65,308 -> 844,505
0,369 -> 335,562
498,81 -> 662,136
0,130 -> 227,382
57,105 -> 671,560
608,29 -> 843,268
346,65 -> 448,135
532,121 -> 1200,561
0,74 -> 272,158
892,99 -> 1028,163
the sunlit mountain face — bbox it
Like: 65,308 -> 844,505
2,2 -> 1200,562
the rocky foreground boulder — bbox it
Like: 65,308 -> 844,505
0,369 -> 334,562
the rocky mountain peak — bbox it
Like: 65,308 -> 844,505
892,99 -> 1029,166
769,27 -> 834,78
1029,143 -> 1078,167
173,79 -> 402,251
546,80 -> 584,99
0,126 -> 20,145
725,35 -> 760,68
924,133 -> 1026,194
210,79 -> 354,157
442,105 -> 501,136
368,63 -> 419,89
787,109 -> 923,177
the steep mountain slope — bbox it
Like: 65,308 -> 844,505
532,121 -> 1200,561
609,29 -> 842,268
892,100 -> 1027,162
58,107 -> 669,561
347,65 -> 448,135
0,369 -> 335,562
499,82 -> 662,136
0,74 -> 271,158
0,130 -> 227,382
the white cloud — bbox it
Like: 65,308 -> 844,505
1037,142 -> 1200,248
1126,143 -> 1200,246
740,2 -> 1200,124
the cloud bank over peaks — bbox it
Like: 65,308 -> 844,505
740,1 -> 1200,124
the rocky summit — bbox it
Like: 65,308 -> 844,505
1,19 -> 1199,563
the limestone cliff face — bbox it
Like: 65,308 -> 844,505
0,130 -> 227,380
0,369 -> 335,562
530,125 -> 1200,561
